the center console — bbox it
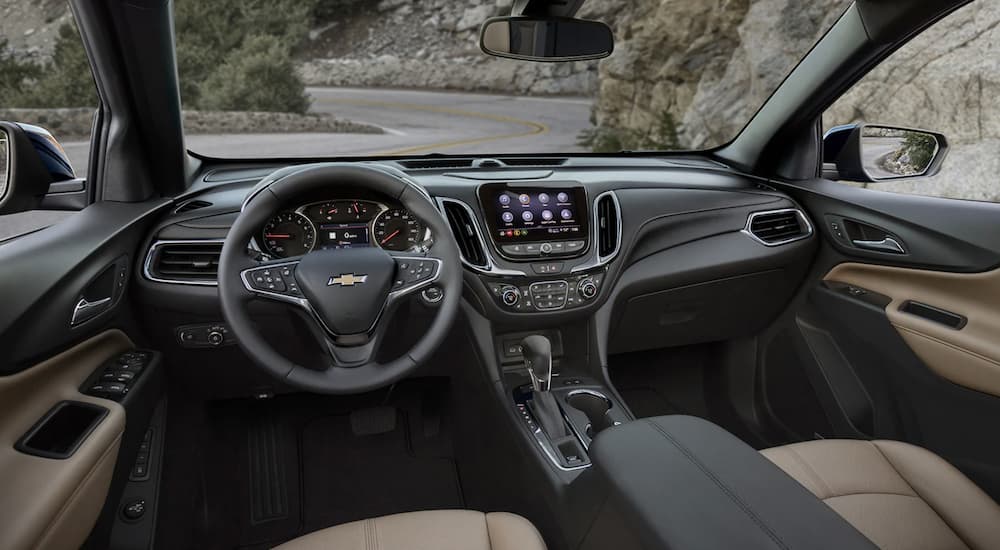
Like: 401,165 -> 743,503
440,182 -> 618,316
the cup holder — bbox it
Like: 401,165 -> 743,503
566,390 -> 615,438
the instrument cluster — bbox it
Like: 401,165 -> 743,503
258,200 -> 428,258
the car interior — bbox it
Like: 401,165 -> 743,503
2,0 -> 1000,549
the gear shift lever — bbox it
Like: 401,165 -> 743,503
521,335 -> 568,438
521,335 -> 552,393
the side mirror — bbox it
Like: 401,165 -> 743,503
480,16 -> 614,62
0,122 -> 59,215
823,123 -> 948,183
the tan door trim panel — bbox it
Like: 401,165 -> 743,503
0,330 -> 132,550
825,262 -> 1000,397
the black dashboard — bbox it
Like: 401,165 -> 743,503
136,156 -> 817,362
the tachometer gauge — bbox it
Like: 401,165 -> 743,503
373,209 -> 425,251
261,212 -> 315,257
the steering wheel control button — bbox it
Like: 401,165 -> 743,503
392,258 -> 439,291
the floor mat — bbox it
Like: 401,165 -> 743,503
192,381 -> 463,549
301,412 -> 463,531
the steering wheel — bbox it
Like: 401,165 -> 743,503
218,163 -> 462,394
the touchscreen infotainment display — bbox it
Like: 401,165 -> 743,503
480,184 -> 588,243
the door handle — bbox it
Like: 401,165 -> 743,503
71,296 -> 112,326
851,236 -> 905,254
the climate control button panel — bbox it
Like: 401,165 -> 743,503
485,270 -> 605,313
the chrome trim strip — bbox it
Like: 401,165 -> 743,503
143,239 -> 226,286
571,190 -> 622,273
435,197 -> 527,276
517,403 -> 590,472
741,208 -> 814,247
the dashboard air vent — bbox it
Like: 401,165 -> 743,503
174,199 -> 212,213
147,241 -> 223,283
596,193 -> 620,259
747,210 -> 808,244
398,158 -> 475,170
442,201 -> 488,268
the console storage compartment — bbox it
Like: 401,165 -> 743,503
15,401 -> 109,459
582,416 -> 876,550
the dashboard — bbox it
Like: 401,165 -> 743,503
257,200 -> 428,258
138,156 -> 818,358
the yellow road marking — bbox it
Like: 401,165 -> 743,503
315,97 -> 549,155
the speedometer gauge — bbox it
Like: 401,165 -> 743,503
261,212 -> 315,257
373,209 -> 425,251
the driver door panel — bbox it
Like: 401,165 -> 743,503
0,331 -> 131,550
0,201 -> 168,549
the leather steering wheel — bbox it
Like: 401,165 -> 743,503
218,163 -> 462,394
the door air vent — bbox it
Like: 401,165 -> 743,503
145,241 -> 223,284
596,192 -> 620,260
441,201 -> 488,268
174,199 -> 213,213
745,209 -> 811,245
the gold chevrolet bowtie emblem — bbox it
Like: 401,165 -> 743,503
327,273 -> 368,287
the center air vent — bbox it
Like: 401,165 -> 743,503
746,209 -> 811,245
596,192 -> 620,260
146,241 -> 223,284
441,200 -> 488,268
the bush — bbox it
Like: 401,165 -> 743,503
198,35 -> 311,114
578,109 -> 684,152
0,39 -> 41,103
2,1 -> 315,115
0,24 -> 96,108
175,0 -> 316,111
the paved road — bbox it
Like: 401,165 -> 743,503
62,87 -> 593,173
5,88 -> 593,241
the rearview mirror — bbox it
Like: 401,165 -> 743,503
824,124 -> 948,183
480,16 -> 614,62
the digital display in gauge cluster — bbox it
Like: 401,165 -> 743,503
259,200 -> 426,258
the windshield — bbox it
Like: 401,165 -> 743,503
170,1 -> 846,159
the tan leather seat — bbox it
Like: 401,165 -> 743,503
763,439 -> 1000,550
274,510 -> 546,550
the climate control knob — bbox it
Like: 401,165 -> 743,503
578,279 -> 598,300
500,286 -> 521,307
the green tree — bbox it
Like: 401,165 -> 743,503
27,23 -> 98,108
175,0 -> 315,110
198,34 -> 310,113
901,131 -> 937,172
0,39 -> 42,104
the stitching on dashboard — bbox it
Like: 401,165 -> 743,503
644,419 -> 790,550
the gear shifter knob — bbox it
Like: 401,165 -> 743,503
521,335 -> 552,393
